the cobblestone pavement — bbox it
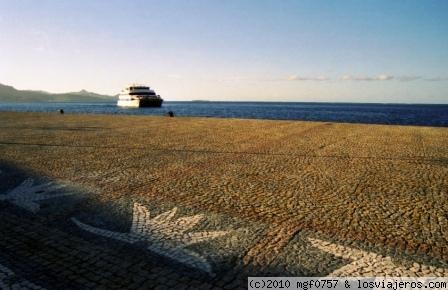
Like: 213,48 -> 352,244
0,112 -> 447,289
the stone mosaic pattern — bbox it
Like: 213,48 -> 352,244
0,112 -> 447,288
72,203 -> 230,274
0,207 -> 244,289
0,178 -> 73,213
309,238 -> 448,277
243,223 -> 303,269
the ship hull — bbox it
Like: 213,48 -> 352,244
139,98 -> 163,107
117,98 -> 163,108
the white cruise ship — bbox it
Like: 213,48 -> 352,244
117,84 -> 163,107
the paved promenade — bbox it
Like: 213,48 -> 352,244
0,112 -> 447,289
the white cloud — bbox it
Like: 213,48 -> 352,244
340,75 -> 447,82
397,76 -> 421,82
224,74 -> 445,84
376,74 -> 394,81
287,75 -> 329,81
340,74 -> 394,81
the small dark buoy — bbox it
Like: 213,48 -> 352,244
166,111 -> 174,117
59,109 -> 64,114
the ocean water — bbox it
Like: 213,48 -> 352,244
0,101 -> 447,127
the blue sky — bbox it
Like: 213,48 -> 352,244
0,0 -> 447,103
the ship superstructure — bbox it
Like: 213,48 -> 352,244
117,85 -> 163,107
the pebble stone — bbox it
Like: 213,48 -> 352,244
0,112 -> 447,288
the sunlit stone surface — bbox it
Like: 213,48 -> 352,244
309,238 -> 448,277
0,112 -> 447,288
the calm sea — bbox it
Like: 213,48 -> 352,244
0,101 -> 447,127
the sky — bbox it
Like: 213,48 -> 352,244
0,0 -> 447,103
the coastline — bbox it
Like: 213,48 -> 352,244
1,102 -> 448,127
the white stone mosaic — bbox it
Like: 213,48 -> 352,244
72,203 -> 231,274
309,237 -> 448,277
0,178 -> 73,213
0,263 -> 46,290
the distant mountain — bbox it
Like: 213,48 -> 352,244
0,83 -> 116,103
